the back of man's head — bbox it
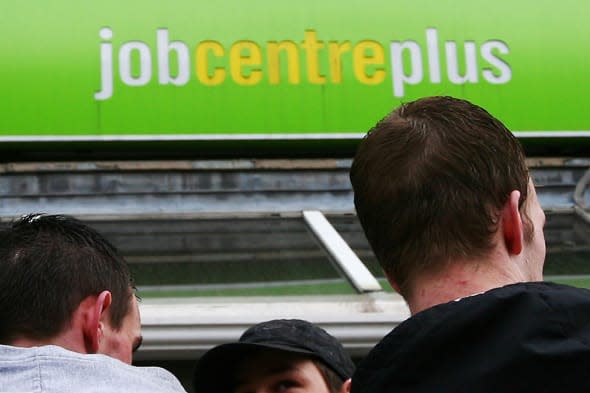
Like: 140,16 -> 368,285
0,214 -> 131,343
350,96 -> 530,297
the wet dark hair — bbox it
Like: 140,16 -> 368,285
0,214 -> 132,343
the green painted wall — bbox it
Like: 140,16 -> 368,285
1,0 -> 588,138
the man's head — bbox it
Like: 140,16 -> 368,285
0,214 -> 141,363
350,96 -> 545,299
193,319 -> 354,393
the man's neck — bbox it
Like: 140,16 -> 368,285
405,256 -> 531,315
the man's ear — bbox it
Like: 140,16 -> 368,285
82,290 -> 112,354
339,378 -> 352,393
502,190 -> 524,255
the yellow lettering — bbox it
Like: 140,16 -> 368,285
301,30 -> 326,84
267,41 -> 300,84
328,41 -> 351,83
193,34 -> 385,88
195,41 -> 225,85
353,40 -> 385,85
230,41 -> 262,85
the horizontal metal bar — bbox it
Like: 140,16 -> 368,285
0,133 -> 365,142
1,130 -> 590,143
136,293 -> 408,360
0,159 -> 352,173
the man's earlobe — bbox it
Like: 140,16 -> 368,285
502,190 -> 524,255
82,290 -> 112,354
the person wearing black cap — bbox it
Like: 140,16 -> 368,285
193,319 -> 354,393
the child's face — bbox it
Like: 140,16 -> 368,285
233,349 -> 331,393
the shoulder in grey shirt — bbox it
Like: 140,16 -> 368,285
0,344 -> 187,393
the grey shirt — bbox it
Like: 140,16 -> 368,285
0,344 -> 187,393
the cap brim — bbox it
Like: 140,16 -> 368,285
193,342 -> 317,393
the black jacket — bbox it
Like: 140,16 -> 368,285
352,282 -> 590,393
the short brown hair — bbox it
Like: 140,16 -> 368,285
350,96 -> 529,297
0,214 -> 132,343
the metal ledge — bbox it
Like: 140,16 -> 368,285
1,158 -> 589,219
1,131 -> 590,143
136,292 -> 409,361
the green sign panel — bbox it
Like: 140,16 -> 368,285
1,0 -> 589,139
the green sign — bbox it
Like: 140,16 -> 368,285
1,0 -> 589,139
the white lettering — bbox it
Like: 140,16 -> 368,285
119,41 -> 152,86
390,41 -> 423,97
481,40 -> 511,84
445,41 -> 479,84
95,28 -> 113,100
425,28 -> 441,83
157,29 -> 189,85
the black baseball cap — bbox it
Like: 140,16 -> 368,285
193,319 -> 355,393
